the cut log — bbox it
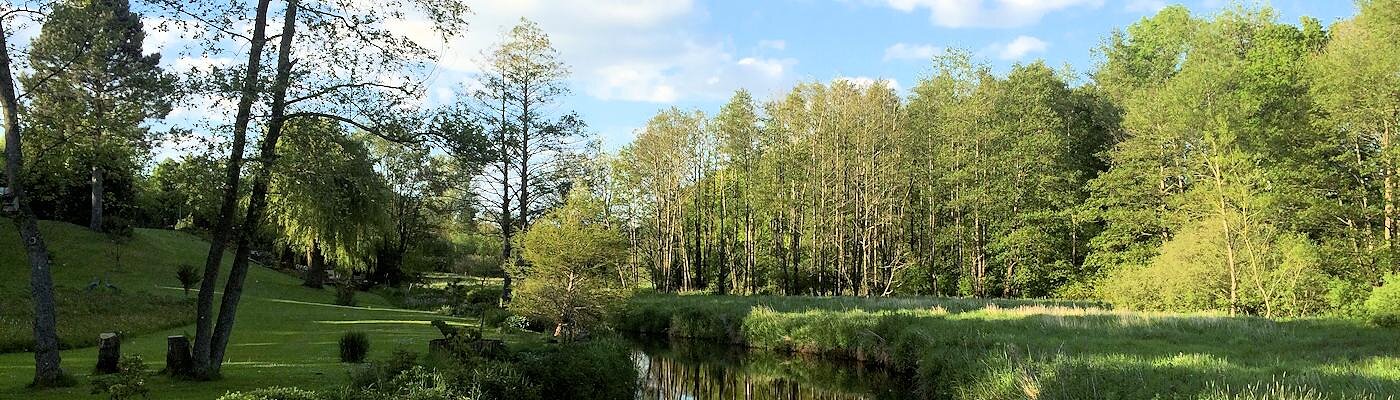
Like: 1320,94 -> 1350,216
164,335 -> 193,378
96,332 -> 120,374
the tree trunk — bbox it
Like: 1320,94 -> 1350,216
305,240 -> 326,288
207,0 -> 298,375
1,23 -> 66,387
164,335 -> 193,378
90,166 -> 104,231
96,333 -> 121,374
193,0 -> 272,379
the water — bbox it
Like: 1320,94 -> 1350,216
630,336 -> 919,400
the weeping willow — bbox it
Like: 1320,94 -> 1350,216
267,118 -> 391,272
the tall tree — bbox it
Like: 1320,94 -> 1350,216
473,18 -> 583,304
1,1 -> 66,387
22,0 -> 174,231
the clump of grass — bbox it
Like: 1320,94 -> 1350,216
339,331 -> 370,363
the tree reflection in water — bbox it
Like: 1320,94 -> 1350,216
632,336 -> 919,400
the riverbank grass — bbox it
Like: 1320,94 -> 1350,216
620,294 -> 1400,399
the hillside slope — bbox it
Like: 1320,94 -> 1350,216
0,221 -> 476,399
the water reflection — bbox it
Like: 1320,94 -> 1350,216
631,336 -> 918,400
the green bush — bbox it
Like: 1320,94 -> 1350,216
1366,274 -> 1400,328
348,350 -> 419,390
216,387 -> 323,400
176,264 -> 202,298
335,284 -> 358,307
339,331 -> 370,363
89,356 -> 150,400
520,338 -> 638,400
482,307 -> 511,328
466,286 -> 503,305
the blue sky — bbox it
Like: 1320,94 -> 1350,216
459,0 -> 1354,151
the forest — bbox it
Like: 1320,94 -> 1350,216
609,3 -> 1398,320
2,0 -> 1399,399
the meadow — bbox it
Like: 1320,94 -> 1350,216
620,294 -> 1400,399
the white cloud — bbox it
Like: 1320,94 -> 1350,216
990,35 -> 1048,60
881,0 -> 1103,28
383,0 -> 797,104
738,57 -> 795,78
758,39 -> 787,51
883,43 -> 942,61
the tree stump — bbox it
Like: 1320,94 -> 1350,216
164,335 -> 194,378
96,332 -> 121,374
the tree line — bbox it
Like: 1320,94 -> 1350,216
604,2 -> 1400,318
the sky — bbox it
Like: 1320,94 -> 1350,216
432,0 -> 1357,151
38,0 -> 1354,158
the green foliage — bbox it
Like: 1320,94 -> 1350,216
512,187 -> 630,339
90,356 -> 150,400
269,119 -> 391,273
175,264 -> 201,297
339,331 -> 371,363
141,154 -> 226,231
217,387 -> 323,400
348,350 -> 421,391
518,338 -> 639,400
19,0 -> 175,227
1366,274 -> 1400,328
335,284 -> 358,307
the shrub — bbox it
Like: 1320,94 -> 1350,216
348,350 -> 419,390
520,338 -> 638,399
482,307 -> 511,328
339,331 -> 370,363
1366,274 -> 1400,328
90,356 -> 150,400
466,286 -> 503,305
444,358 -> 540,400
216,387 -> 323,400
335,284 -> 357,307
176,264 -> 202,298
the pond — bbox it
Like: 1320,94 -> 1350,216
629,336 -> 920,400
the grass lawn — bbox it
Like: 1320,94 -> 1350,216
621,294 -> 1400,399
0,221 -> 532,399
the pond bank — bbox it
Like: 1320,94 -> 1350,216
618,294 -> 1400,399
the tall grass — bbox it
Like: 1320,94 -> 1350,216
618,294 -> 1400,399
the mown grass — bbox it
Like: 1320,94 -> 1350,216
0,221 -> 539,399
619,294 -> 1400,399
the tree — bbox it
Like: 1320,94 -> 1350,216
512,186 -> 628,340
1312,0 -> 1400,278
22,0 -> 174,231
1,0 -> 67,387
268,119 -> 389,288
473,18 -> 585,304
187,0 -> 473,377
